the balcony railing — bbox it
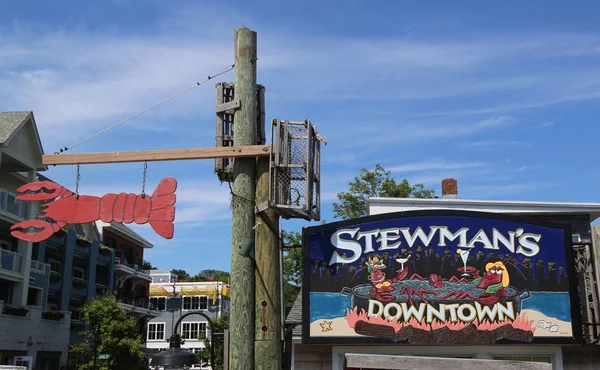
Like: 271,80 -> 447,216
114,257 -> 150,275
0,190 -> 28,219
30,260 -> 48,273
117,296 -> 152,310
0,249 -> 23,274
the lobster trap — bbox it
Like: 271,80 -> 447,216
215,82 -> 266,182
268,119 -> 320,221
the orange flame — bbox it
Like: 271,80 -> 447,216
476,313 -> 536,332
346,307 -> 404,332
345,306 -> 535,334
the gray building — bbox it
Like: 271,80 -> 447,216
145,271 -> 230,357
0,111 -> 71,369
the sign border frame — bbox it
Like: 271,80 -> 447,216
301,209 -> 583,345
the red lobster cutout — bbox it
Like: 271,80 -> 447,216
10,178 -> 177,242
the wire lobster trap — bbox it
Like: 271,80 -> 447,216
269,119 -> 320,221
214,82 -> 266,182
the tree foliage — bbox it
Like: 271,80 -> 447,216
194,269 -> 230,283
70,295 -> 145,370
282,230 -> 303,307
198,313 -> 230,370
170,269 -> 230,282
170,269 -> 190,281
333,163 -> 436,220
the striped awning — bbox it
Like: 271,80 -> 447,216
149,286 -> 172,297
221,285 -> 230,298
180,286 -> 217,304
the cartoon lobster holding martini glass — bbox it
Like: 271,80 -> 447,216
363,249 -> 522,306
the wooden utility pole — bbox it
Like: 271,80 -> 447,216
255,155 -> 282,370
229,27 -> 257,370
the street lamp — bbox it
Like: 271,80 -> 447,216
151,311 -> 215,368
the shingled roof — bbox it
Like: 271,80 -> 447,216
0,111 -> 32,144
285,290 -> 303,337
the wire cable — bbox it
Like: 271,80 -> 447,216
55,63 -> 235,154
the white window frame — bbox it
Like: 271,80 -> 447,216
70,308 -> 81,322
181,321 -> 208,340
183,296 -> 208,311
73,266 -> 85,280
49,259 -> 61,273
147,322 -> 166,341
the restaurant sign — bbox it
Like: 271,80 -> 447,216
302,210 -> 582,345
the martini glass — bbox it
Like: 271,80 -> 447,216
395,255 -> 410,271
459,249 -> 470,277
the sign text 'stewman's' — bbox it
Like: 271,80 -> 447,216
329,226 -> 542,265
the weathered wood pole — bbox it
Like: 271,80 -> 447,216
229,27 -> 257,370
255,155 -> 282,370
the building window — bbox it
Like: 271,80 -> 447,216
148,323 -> 165,341
183,296 -> 208,310
71,309 -> 81,322
27,288 -> 42,307
181,322 -> 207,340
104,237 -> 115,248
150,297 -> 166,311
73,267 -> 85,280
49,259 -> 61,273
493,356 -> 551,363
222,299 -> 230,313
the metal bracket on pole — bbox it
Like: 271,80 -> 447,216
255,201 -> 271,214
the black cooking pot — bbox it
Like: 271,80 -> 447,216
341,280 -> 531,314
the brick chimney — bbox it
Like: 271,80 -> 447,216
442,178 -> 458,199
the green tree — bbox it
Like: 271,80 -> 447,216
333,163 -> 436,220
191,269 -> 230,282
282,230 -> 303,307
198,313 -> 230,370
171,269 -> 190,281
70,295 -> 145,370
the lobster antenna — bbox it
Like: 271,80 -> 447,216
503,258 -> 527,281
351,266 -> 367,281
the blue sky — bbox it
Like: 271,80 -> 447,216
3,1 -> 600,274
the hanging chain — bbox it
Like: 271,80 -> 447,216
75,164 -> 81,199
141,162 -> 148,198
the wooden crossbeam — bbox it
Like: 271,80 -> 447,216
43,145 -> 271,165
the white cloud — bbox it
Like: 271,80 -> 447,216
388,160 -> 490,173
462,140 -> 531,149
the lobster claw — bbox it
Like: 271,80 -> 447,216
476,293 -> 501,306
429,273 -> 445,289
15,181 -> 73,201
10,220 -> 61,242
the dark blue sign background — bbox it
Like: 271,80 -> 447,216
308,215 -> 567,285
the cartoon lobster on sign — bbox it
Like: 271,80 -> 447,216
10,178 -> 177,242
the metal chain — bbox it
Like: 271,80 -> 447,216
75,164 -> 81,199
141,162 -> 148,198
